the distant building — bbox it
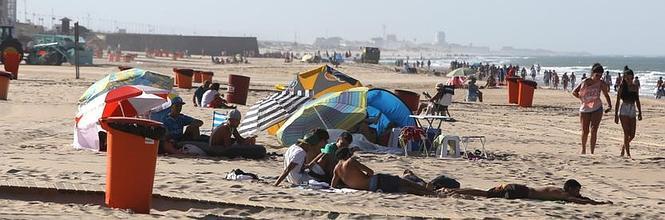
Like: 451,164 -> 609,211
313,37 -> 343,49
434,31 -> 447,46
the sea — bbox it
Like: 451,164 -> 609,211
381,56 -> 665,97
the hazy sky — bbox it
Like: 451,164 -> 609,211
20,0 -> 665,56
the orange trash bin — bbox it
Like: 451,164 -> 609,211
0,71 -> 12,100
2,48 -> 21,79
99,117 -> 166,214
201,71 -> 214,82
226,74 -> 250,105
193,70 -> 202,83
518,80 -> 538,107
506,77 -> 520,104
173,68 -> 193,89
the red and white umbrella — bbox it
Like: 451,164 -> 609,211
74,85 -> 172,151
102,85 -> 170,117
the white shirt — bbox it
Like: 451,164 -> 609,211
201,90 -> 219,107
283,144 -> 310,184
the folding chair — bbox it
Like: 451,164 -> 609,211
212,111 -> 228,130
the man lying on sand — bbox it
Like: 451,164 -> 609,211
440,179 -> 612,205
331,148 -> 434,196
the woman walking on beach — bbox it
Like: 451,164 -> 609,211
572,63 -> 612,154
614,66 -> 642,158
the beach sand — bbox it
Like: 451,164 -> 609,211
1,56 -> 664,219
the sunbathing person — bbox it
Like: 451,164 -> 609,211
440,179 -> 611,205
207,109 -> 266,159
305,132 -> 353,182
274,131 -> 327,186
331,148 -> 434,196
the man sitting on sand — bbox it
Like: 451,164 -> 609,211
208,109 -> 266,159
274,131 -> 327,186
305,132 -> 353,182
440,179 -> 611,205
331,148 -> 434,196
160,97 -> 204,155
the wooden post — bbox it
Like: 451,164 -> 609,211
74,22 -> 80,79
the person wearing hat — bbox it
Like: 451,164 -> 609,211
274,131 -> 327,186
208,109 -> 266,159
417,83 -> 452,116
467,77 -> 483,102
161,97 -> 204,155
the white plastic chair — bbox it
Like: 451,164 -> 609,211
434,135 -> 461,158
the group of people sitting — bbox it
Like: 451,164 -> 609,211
273,128 -> 610,205
158,97 -> 265,159
192,80 -> 236,109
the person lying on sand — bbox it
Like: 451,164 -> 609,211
274,131 -> 327,186
330,148 -> 434,196
207,109 -> 266,159
440,179 -> 612,205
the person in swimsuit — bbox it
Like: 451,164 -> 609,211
209,109 -> 266,159
440,179 -> 611,205
331,148 -> 434,196
614,66 -> 642,158
572,63 -> 612,154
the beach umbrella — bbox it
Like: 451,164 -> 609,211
78,68 -> 173,105
74,85 -> 173,151
276,88 -> 368,146
102,85 -> 171,118
446,68 -> 476,77
237,65 -> 362,136
236,89 -> 312,137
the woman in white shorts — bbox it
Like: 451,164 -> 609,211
614,66 -> 642,158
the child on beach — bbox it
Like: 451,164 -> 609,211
572,63 -> 612,154
614,66 -> 642,158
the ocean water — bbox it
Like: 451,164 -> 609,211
381,56 -> 665,97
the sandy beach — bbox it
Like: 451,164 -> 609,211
1,56 -> 664,219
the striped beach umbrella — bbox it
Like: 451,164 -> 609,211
236,90 -> 312,137
276,87 -> 368,146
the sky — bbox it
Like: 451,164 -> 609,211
19,0 -> 665,56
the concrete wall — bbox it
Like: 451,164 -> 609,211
104,33 -> 259,56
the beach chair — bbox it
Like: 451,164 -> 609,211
212,111 -> 228,130
200,111 -> 228,135
433,135 -> 461,158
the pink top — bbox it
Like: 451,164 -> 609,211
579,80 -> 603,112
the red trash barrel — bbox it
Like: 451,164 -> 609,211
226,74 -> 250,105
173,68 -> 193,89
0,71 -> 12,100
100,117 -> 165,214
518,80 -> 538,107
394,89 -> 420,113
2,48 -> 21,79
201,71 -> 214,82
506,77 -> 520,104
193,70 -> 203,83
